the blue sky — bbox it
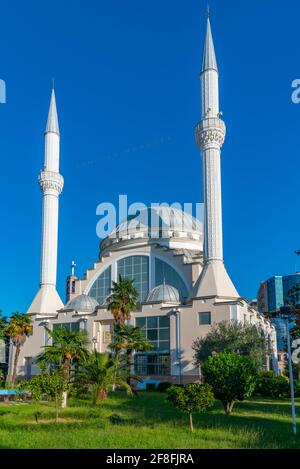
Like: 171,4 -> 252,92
0,0 -> 300,315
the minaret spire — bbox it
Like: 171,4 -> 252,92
45,87 -> 60,136
27,86 -> 64,315
193,11 -> 239,299
201,15 -> 218,75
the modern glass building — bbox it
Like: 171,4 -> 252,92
257,273 -> 300,351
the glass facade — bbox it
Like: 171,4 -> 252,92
282,275 -> 300,306
267,277 -> 284,312
117,256 -> 149,302
134,316 -> 170,376
155,258 -> 188,301
88,255 -> 189,306
136,316 -> 170,352
89,266 -> 112,305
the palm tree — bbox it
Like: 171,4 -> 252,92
110,324 -> 153,382
106,275 -> 138,325
6,312 -> 33,386
76,352 -> 137,404
37,326 -> 90,407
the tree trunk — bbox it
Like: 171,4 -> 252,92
126,350 -> 132,385
61,358 -> 70,408
223,401 -> 234,415
55,396 -> 59,423
61,391 -> 68,409
189,413 -> 194,432
11,344 -> 20,386
98,388 -> 107,401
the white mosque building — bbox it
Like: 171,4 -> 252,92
10,15 -> 278,383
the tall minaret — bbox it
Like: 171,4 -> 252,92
193,12 -> 239,299
27,86 -> 64,315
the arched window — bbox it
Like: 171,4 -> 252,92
155,258 -> 188,301
117,256 -> 149,302
89,266 -> 111,305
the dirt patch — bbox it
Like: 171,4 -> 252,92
29,418 -> 83,424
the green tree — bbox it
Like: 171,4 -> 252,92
75,352 -> 137,404
23,370 -> 68,422
287,283 -> 300,340
106,275 -> 138,325
109,324 -> 153,381
0,313 -> 8,382
166,383 -> 214,432
37,326 -> 89,407
193,320 -> 268,369
5,312 -> 33,385
202,351 -> 257,415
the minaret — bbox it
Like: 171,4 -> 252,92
193,12 -> 239,299
27,86 -> 64,315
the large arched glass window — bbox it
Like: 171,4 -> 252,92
117,256 -> 149,302
89,266 -> 111,305
155,258 -> 188,301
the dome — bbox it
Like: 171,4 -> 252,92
146,284 -> 180,304
101,206 -> 203,253
65,294 -> 99,313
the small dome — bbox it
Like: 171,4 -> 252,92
146,284 -> 180,304
65,294 -> 99,313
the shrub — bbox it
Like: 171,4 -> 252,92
294,381 -> 300,398
202,351 -> 257,415
193,320 -> 268,369
146,383 -> 157,392
166,383 -> 214,432
156,382 -> 172,393
254,371 -> 290,398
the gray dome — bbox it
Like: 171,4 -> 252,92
146,284 -> 180,304
65,294 -> 99,312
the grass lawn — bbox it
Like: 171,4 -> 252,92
0,392 -> 299,449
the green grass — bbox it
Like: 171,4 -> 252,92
0,392 -> 299,448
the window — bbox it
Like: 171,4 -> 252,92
117,256 -> 149,303
52,322 -> 80,332
24,357 -> 32,379
89,266 -> 111,305
135,316 -> 170,352
155,258 -> 188,301
134,353 -> 170,376
198,311 -> 211,325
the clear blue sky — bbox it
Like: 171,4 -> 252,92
0,0 -> 299,315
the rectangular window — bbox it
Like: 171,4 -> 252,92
198,311 -> 211,325
134,353 -> 171,376
53,322 -> 80,332
24,357 -> 32,379
134,315 -> 170,375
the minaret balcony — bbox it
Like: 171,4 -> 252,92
39,170 -> 64,194
195,117 -> 226,150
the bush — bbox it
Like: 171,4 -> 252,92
166,383 -> 214,432
156,382 -> 172,393
146,383 -> 157,392
202,351 -> 257,415
254,371 -> 290,398
294,381 -> 300,398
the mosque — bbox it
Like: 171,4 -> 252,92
9,15 -> 278,383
